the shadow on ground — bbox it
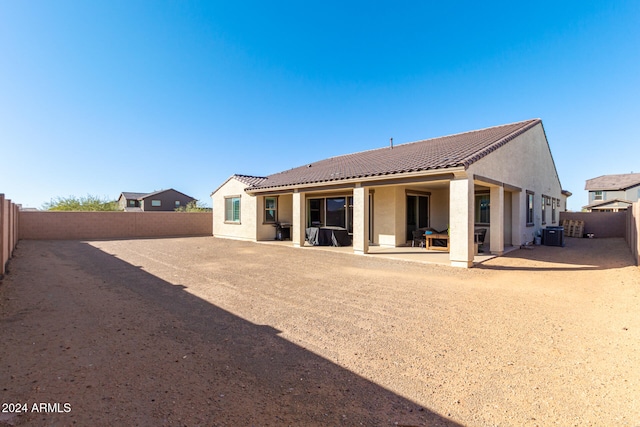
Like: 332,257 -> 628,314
0,240 -> 460,426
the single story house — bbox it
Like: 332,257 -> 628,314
212,119 -> 569,267
583,173 -> 640,212
117,189 -> 196,212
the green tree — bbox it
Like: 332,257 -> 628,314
43,195 -> 119,211
174,200 -> 212,212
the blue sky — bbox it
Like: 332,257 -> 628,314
1,1 -> 638,210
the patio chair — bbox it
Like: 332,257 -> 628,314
411,230 -> 426,248
475,228 -> 487,253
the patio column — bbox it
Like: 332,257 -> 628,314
449,177 -> 474,268
490,186 -> 505,255
292,190 -> 306,247
511,191 -> 523,246
353,185 -> 369,255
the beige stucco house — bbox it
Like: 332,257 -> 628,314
211,119 -> 569,267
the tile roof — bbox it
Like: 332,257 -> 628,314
246,119 -> 541,191
584,173 -> 640,191
233,175 -> 267,187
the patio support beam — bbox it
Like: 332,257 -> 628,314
490,186 -> 505,255
511,191 -> 523,246
292,190 -> 306,247
449,177 -> 474,268
353,185 -> 369,255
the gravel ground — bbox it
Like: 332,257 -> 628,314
0,236 -> 639,426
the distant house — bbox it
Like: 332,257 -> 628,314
117,189 -> 196,212
583,173 -> 640,212
211,119 -> 569,268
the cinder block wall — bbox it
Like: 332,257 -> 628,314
1,194 -> 20,275
559,211 -> 626,238
19,211 -> 212,240
626,202 -> 640,266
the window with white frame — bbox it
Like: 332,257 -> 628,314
526,191 -> 534,225
552,198 -> 557,223
541,196 -> 547,224
151,200 -> 161,207
475,193 -> 490,224
264,197 -> 277,223
225,196 -> 241,223
594,191 -> 603,201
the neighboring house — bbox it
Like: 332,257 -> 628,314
117,189 -> 196,212
583,173 -> 640,212
211,119 -> 569,268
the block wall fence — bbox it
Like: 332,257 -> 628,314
559,211 -> 627,238
19,211 -> 212,240
558,209 -> 639,266
0,194 -> 20,277
627,202 -> 640,266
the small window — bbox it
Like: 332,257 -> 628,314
151,200 -> 161,207
594,191 -> 603,201
264,197 -> 277,223
129,200 -> 136,206
175,201 -> 181,207
474,194 -> 490,224
526,191 -> 535,226
552,198 -> 557,223
225,197 -> 241,223
541,196 -> 546,225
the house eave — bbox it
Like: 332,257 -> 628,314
245,167 -> 467,195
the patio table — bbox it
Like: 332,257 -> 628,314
425,233 -> 449,251
306,227 -> 352,247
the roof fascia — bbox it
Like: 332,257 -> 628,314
245,167 -> 465,195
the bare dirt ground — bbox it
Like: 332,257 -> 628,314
1,236 -> 639,426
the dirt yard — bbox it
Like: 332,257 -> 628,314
1,237 -> 639,426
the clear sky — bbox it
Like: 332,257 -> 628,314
1,1 -> 638,210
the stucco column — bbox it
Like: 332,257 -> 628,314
353,185 -> 369,255
490,186 -> 505,255
511,191 -> 523,246
292,190 -> 306,247
449,178 -> 474,268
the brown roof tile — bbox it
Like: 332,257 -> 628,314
233,174 -> 267,187
248,119 -> 541,190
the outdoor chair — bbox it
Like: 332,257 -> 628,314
412,230 -> 426,248
475,228 -> 487,253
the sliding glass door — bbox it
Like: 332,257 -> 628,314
308,195 -> 368,237
406,194 -> 429,241
326,197 -> 346,228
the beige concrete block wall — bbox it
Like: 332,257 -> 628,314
19,211 -> 212,240
625,204 -> 638,265
1,194 -> 21,276
635,202 -> 640,266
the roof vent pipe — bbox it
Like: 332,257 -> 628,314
390,137 -> 393,149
